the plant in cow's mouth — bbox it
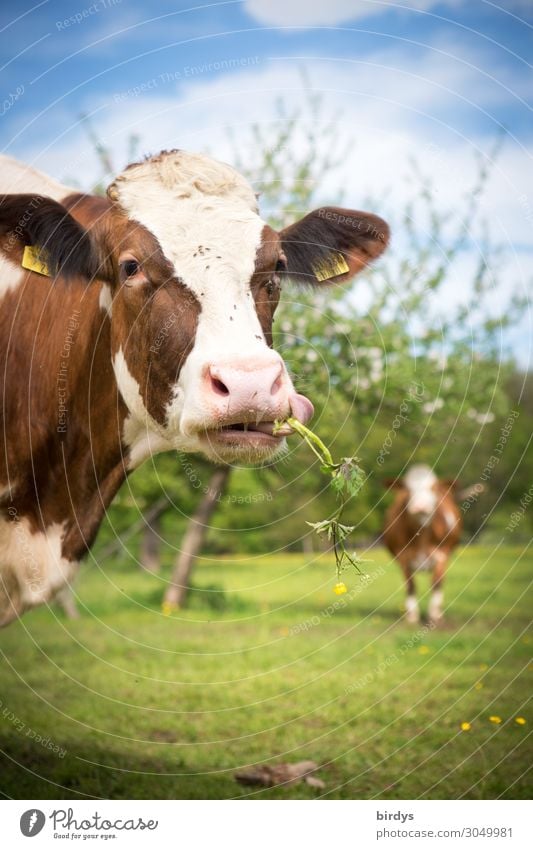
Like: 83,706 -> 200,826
273,417 -> 367,591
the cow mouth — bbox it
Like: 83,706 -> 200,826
197,393 -> 314,457
200,419 -> 293,446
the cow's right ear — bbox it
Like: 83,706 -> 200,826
0,194 -> 103,281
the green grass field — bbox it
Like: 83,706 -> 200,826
0,545 -> 530,800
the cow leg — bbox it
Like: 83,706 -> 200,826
55,585 -> 80,619
428,551 -> 447,624
403,566 -> 420,624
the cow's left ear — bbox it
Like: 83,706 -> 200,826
0,194 -> 103,281
384,478 -> 405,489
279,206 -> 389,286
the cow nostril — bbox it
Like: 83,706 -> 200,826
211,376 -> 230,396
270,374 -> 283,396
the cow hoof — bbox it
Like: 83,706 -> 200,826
405,610 -> 420,625
405,611 -> 420,625
429,614 -> 444,626
405,596 -> 420,624
428,591 -> 444,625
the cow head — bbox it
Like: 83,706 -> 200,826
0,151 -> 389,466
402,465 -> 439,520
386,465 -> 458,526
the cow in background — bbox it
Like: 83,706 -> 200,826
383,465 -> 462,624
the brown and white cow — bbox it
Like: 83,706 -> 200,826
0,150 -> 389,625
383,465 -> 462,624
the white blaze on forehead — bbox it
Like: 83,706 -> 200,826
404,464 -> 438,514
404,465 -> 437,490
110,151 -> 267,350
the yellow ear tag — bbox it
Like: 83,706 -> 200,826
22,245 -> 50,277
312,252 -> 349,282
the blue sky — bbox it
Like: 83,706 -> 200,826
2,2 -> 531,152
1,0 -> 531,364
0,0 -> 533,174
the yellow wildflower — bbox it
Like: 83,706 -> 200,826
161,601 -> 178,616
461,721 -> 472,731
418,646 -> 430,655
334,582 -> 347,595
475,682 -> 483,690
489,716 -> 502,724
515,716 -> 526,725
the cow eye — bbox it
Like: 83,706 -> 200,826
121,259 -> 141,278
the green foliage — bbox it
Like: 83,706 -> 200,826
275,417 -> 366,581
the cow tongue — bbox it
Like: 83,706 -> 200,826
289,393 -> 314,425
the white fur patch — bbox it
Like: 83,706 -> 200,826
444,508 -> 458,530
113,347 -> 192,468
0,252 -> 25,297
114,348 -> 168,466
113,347 -> 161,434
405,464 -> 437,489
433,549 -> 447,566
429,589 -> 444,622
0,516 -> 76,625
0,153 -> 74,200
405,594 -> 420,623
0,479 -> 18,502
405,464 -> 438,515
411,551 -> 435,572
99,283 -> 113,316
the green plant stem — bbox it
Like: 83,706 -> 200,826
282,417 -> 334,467
276,416 -> 365,585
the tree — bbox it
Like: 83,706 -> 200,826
163,467 -> 230,609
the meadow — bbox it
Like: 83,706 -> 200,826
0,545 -> 530,800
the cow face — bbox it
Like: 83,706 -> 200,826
403,466 -> 439,519
0,151 -> 389,467
387,465 -> 439,525
386,466 -> 461,529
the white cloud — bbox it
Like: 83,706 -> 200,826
16,53 -> 532,240
244,0 -> 450,27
